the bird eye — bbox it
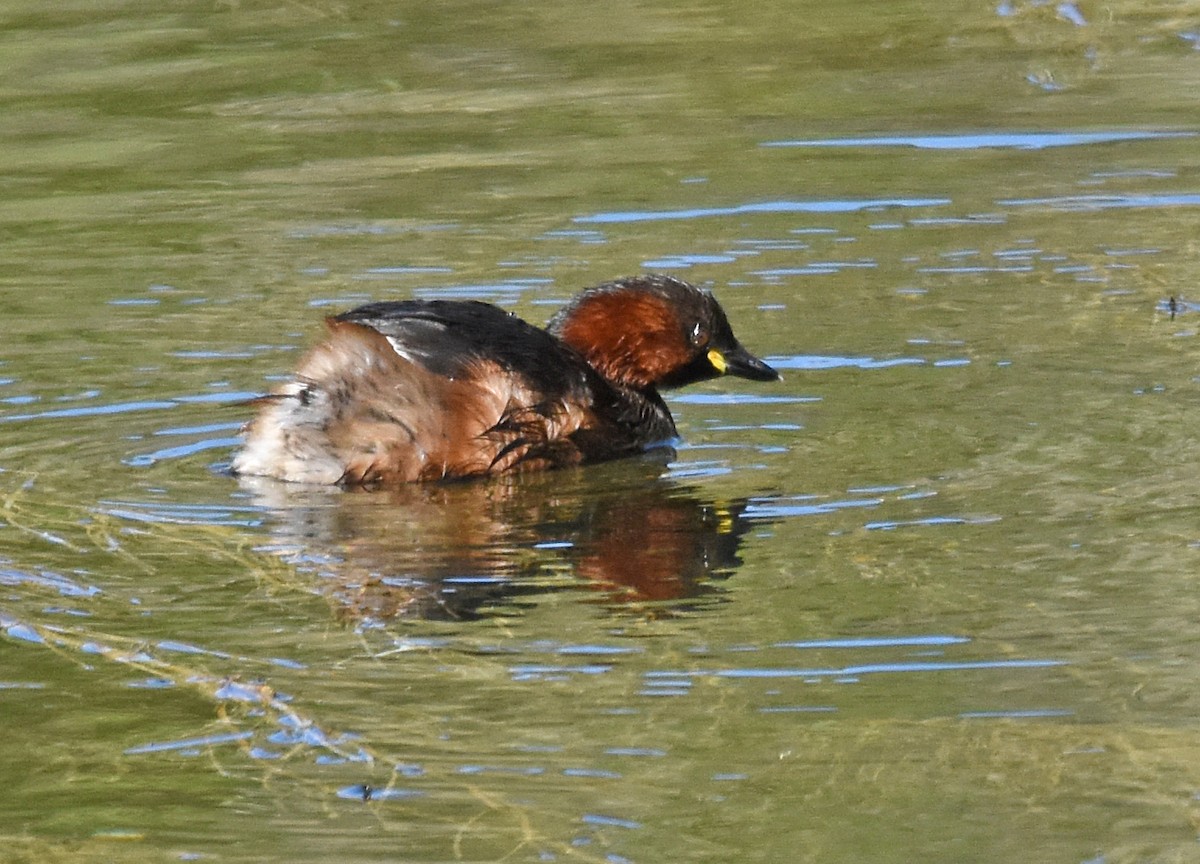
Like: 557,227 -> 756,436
689,322 -> 708,347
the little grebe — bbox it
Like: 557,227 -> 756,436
233,274 -> 779,485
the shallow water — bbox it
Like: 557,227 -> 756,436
4,0 -> 1200,861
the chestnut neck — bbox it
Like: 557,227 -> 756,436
551,289 -> 693,391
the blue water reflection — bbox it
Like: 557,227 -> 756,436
762,131 -> 1196,150
575,198 -> 951,224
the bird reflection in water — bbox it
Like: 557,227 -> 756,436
236,451 -> 761,622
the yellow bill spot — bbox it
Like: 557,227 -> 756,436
707,348 -> 727,374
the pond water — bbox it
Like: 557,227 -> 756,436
4,0 -> 1200,861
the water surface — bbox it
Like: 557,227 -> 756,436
3,0 -> 1200,861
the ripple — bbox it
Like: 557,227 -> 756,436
648,658 -> 1065,680
157,639 -> 231,658
743,496 -> 883,519
640,254 -> 739,269
864,515 -> 1001,531
959,709 -> 1074,719
564,767 -> 622,779
0,391 -> 256,425
412,281 -> 550,302
458,764 -> 545,776
336,785 -> 424,801
511,664 -> 614,681
774,635 -> 969,650
999,193 -> 1200,211
97,500 -> 264,528
768,355 -> 927,371
557,644 -> 643,656
360,265 -> 454,276
124,436 -> 242,467
762,131 -> 1196,150
581,813 -> 642,830
539,228 -> 607,242
125,731 -> 254,755
575,198 -> 950,224
1056,2 -> 1087,26
0,564 -> 102,598
753,261 -> 876,276
4,622 -> 45,644
918,265 -> 1033,274
603,747 -> 667,758
153,421 -> 244,437
670,393 -> 815,405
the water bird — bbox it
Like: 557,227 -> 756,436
233,274 -> 779,485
